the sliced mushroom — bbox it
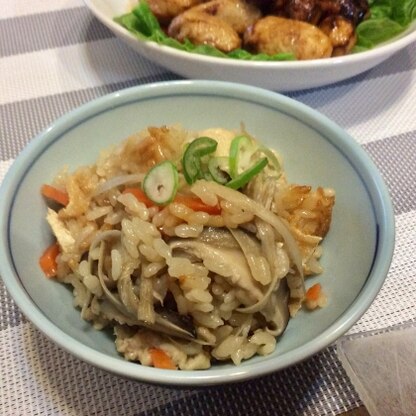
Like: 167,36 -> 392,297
244,173 -> 304,320
93,239 -> 197,341
228,227 -> 272,285
155,304 -> 197,339
260,279 -> 290,336
197,226 -> 241,249
169,228 -> 264,301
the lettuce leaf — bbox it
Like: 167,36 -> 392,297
355,0 -> 416,50
115,0 -> 416,61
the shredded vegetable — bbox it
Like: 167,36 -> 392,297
174,194 -> 222,215
305,283 -> 322,302
149,348 -> 177,370
41,184 -> 69,206
39,242 -> 60,278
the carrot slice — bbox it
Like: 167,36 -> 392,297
149,348 -> 177,370
124,187 -> 221,215
41,184 -> 69,206
39,243 -> 60,278
173,195 -> 221,215
305,283 -> 322,302
123,187 -> 156,208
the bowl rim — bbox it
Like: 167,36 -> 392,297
83,0 -> 416,69
0,80 -> 395,386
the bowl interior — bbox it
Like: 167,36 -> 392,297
1,81 -> 393,384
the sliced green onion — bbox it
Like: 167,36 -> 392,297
143,160 -> 178,205
257,146 -> 281,177
208,157 -> 230,184
229,135 -> 256,178
182,137 -> 218,184
226,157 -> 268,190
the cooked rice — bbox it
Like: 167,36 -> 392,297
43,124 -> 334,370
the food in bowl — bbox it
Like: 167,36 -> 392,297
115,0 -> 416,61
39,124 -> 335,370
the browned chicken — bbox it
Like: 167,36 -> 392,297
319,0 -> 369,25
281,0 -> 321,23
168,10 -> 242,52
148,0 -> 369,58
319,15 -> 356,55
146,0 -> 205,25
188,0 -> 262,34
244,16 -> 333,60
268,0 -> 369,25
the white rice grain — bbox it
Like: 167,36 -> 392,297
111,249 -> 122,280
174,223 -> 203,238
85,205 -> 113,221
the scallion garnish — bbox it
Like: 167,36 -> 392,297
143,160 -> 179,204
226,157 -> 268,190
182,137 -> 218,184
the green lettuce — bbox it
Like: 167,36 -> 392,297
355,0 -> 416,50
115,0 -> 416,61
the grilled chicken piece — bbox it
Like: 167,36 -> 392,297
244,16 -> 333,60
168,10 -> 241,52
333,0 -> 369,24
262,0 -> 369,25
284,0 -> 320,23
188,0 -> 262,34
319,15 -> 356,56
146,0 -> 205,25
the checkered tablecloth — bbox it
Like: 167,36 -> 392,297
1,1 -> 415,415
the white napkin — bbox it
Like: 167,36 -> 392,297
337,323 -> 416,416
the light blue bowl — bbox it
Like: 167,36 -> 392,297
0,80 -> 394,386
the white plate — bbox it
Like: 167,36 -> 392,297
84,0 -> 416,91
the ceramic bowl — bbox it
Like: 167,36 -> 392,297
84,0 -> 416,91
0,80 -> 395,386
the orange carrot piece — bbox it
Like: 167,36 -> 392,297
41,184 -> 69,206
39,243 -> 60,278
124,188 -> 221,215
173,195 -> 221,215
305,283 -> 322,302
123,187 -> 155,208
149,348 -> 177,370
